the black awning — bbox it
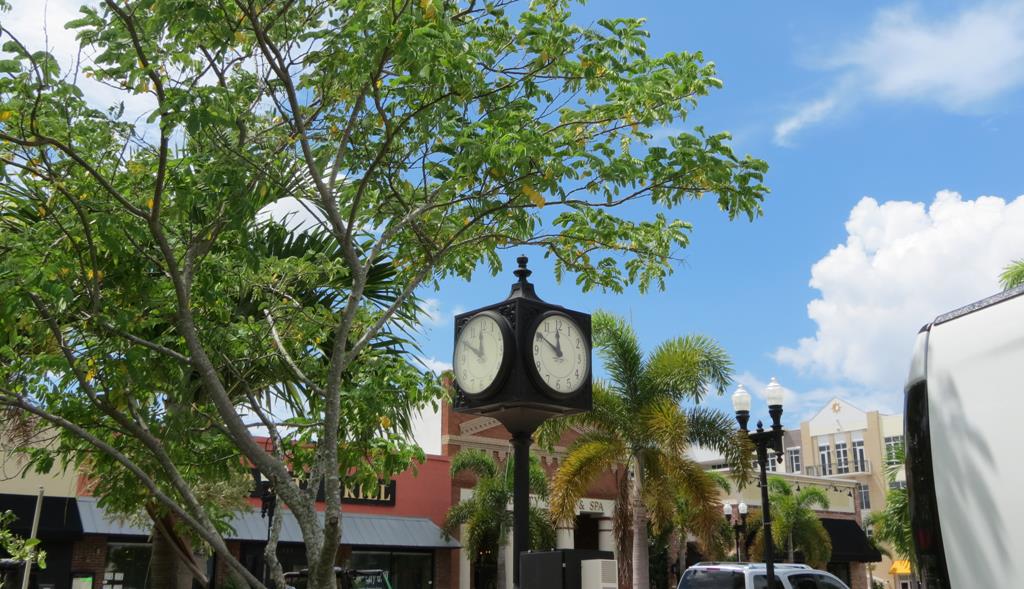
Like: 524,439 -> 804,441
0,494 -> 82,541
821,518 -> 882,563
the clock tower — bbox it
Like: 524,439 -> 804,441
452,256 -> 593,587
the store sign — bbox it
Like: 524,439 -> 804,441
342,480 -> 396,506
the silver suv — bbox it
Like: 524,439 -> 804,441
677,562 -> 851,589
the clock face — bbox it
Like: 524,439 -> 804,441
454,313 -> 509,397
530,313 -> 589,396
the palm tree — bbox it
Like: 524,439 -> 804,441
865,444 -> 913,570
749,477 -> 832,569
1000,259 -> 1024,290
442,449 -> 555,589
543,311 -> 751,589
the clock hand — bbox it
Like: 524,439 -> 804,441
535,332 -> 559,355
554,329 -> 563,357
463,340 -> 483,359
478,330 -> 485,359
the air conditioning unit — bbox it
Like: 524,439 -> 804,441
580,559 -> 616,589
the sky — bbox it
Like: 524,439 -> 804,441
411,0 -> 1024,425
6,0 -> 1024,428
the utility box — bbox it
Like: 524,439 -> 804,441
520,550 -> 614,589
580,559 -> 617,589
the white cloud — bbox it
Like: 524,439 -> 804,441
776,1 -> 1024,144
257,197 -> 330,233
776,191 -> 1024,405
421,298 -> 444,326
774,93 -> 843,147
414,356 -> 452,375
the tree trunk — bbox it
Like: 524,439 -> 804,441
615,469 -> 634,589
667,529 -> 682,588
631,454 -> 649,589
149,525 -> 193,589
787,532 -> 794,563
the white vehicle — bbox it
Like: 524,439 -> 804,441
904,285 -> 1024,589
676,562 -> 850,589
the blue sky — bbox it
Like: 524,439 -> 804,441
412,0 -> 1024,424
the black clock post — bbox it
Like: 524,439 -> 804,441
452,256 -> 593,588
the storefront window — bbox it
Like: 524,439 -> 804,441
103,543 -> 151,589
350,550 -> 433,589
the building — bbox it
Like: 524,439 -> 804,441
0,430 -> 459,589
789,398 -> 909,589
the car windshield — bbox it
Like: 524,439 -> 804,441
678,569 -> 744,589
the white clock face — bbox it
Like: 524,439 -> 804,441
454,314 -> 507,396
531,314 -> 589,395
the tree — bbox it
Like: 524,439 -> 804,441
441,449 -> 554,589
544,311 -> 750,589
748,477 -> 831,569
0,510 -> 47,582
0,1 -> 767,586
1000,259 -> 1024,290
865,445 -> 913,571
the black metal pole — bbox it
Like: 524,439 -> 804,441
512,429 -> 534,589
734,525 -> 741,562
757,443 -> 776,586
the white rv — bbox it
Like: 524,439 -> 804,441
904,285 -> 1024,589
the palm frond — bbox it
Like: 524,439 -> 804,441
645,334 -> 732,403
640,397 -> 689,455
441,500 -> 477,540
1000,259 -> 1024,290
549,436 -> 624,524
536,382 -> 624,449
450,448 -> 497,480
591,311 -> 645,400
664,454 -> 725,548
528,506 -> 557,550
685,406 -> 754,486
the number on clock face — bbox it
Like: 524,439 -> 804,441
531,314 -> 588,395
454,314 -> 506,396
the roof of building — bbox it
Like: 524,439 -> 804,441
75,497 -> 459,549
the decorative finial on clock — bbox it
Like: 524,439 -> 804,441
508,255 -> 540,300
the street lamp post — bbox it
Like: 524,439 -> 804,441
723,502 -> 749,562
732,378 -> 786,586
252,471 -> 277,585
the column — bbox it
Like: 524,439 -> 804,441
556,521 -> 575,549
503,532 -> 514,589
597,517 -> 615,557
459,524 -> 471,589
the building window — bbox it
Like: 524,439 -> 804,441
818,443 -> 832,476
753,456 -> 777,472
857,483 -> 871,509
889,480 -> 907,491
835,442 -> 849,474
350,550 -> 433,589
103,543 -> 151,589
885,435 -> 904,466
853,440 -> 867,472
787,448 -> 802,474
